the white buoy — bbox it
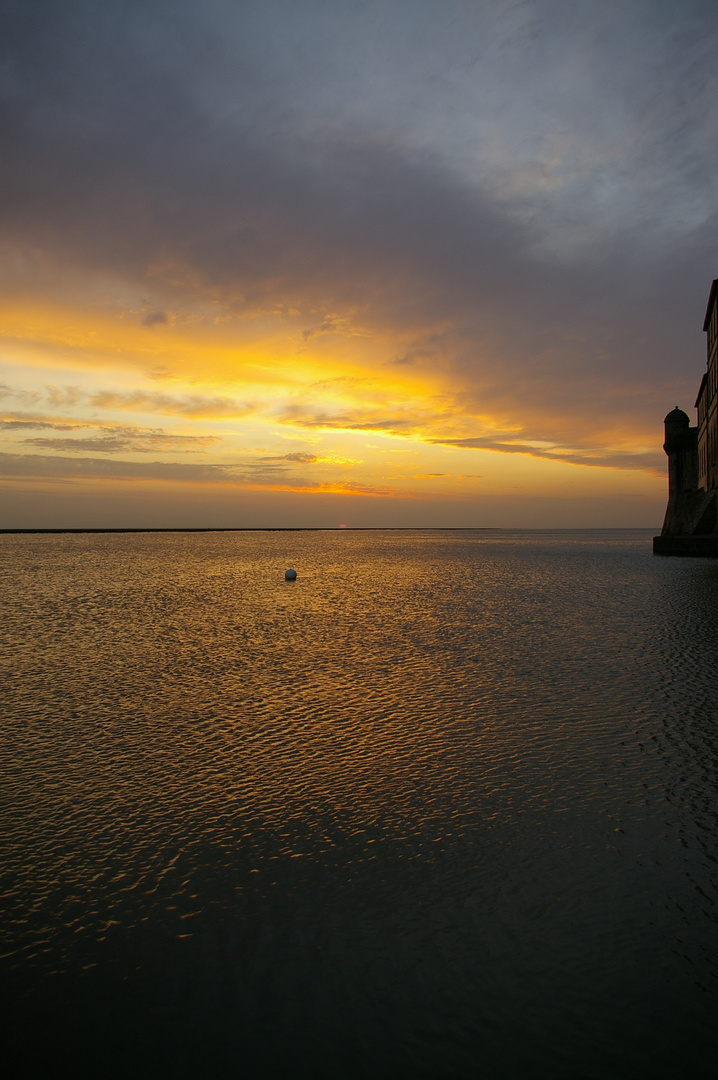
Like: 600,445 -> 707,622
285,568 -> 297,581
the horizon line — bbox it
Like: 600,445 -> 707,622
0,526 -> 660,535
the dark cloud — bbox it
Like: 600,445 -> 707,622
259,452 -> 318,464
88,391 -> 253,418
142,311 -> 168,327
2,388 -> 254,420
0,419 -> 80,431
390,345 -> 443,367
21,436 -> 140,453
0,450 -> 373,492
21,429 -> 218,454
279,407 -> 418,432
1,415 -> 220,452
432,437 -> 665,474
0,451 -> 235,484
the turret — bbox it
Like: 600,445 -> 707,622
663,406 -> 691,454
661,406 -> 698,535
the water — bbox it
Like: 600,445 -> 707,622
1,529 -> 716,1079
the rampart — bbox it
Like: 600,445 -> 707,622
653,280 -> 718,556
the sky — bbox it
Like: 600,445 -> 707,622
1,0 -> 717,529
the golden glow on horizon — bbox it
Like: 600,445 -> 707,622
0,294 -> 667,524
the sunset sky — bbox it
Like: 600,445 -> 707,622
2,0 -> 717,528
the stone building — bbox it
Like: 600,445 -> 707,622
697,278 -> 718,493
654,279 -> 718,555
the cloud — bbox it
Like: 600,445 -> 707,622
46,386 -> 83,407
0,0 -> 715,477
88,391 -> 253,418
142,310 -> 168,327
258,451 -> 318,463
3,385 -> 257,421
0,452 -> 232,484
433,436 -> 665,474
301,313 -> 362,341
0,385 -> 43,406
21,428 -> 218,454
0,450 -> 395,497
1,413 -> 220,453
1,418 -> 80,431
278,405 -> 420,433
389,345 -> 442,367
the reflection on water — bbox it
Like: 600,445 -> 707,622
1,529 -> 717,1078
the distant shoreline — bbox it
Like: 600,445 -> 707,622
0,526 -> 656,535
1,526 -> 499,534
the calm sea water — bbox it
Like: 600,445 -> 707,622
1,529 -> 717,1079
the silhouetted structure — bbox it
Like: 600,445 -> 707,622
654,279 -> 718,555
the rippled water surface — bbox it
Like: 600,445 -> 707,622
1,529 -> 717,1078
